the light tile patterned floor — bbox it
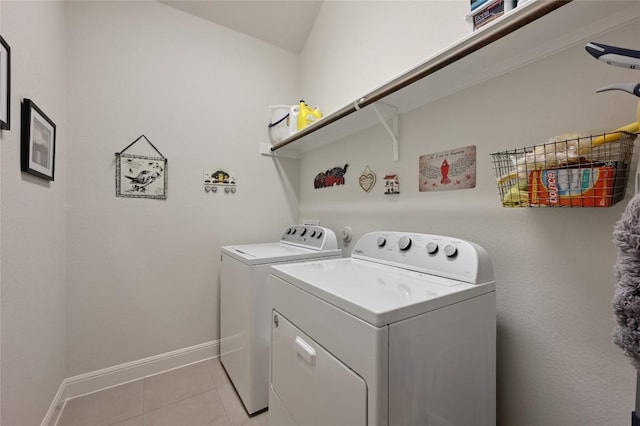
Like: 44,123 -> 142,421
57,358 -> 267,426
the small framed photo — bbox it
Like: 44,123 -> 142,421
21,99 -> 56,181
0,36 -> 10,130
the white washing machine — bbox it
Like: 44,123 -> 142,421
220,225 -> 341,415
268,231 -> 496,426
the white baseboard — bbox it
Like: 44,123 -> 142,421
41,340 -> 219,426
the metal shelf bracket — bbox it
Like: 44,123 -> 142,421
370,102 -> 399,161
260,142 -> 300,159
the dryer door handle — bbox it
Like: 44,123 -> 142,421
295,336 -> 316,366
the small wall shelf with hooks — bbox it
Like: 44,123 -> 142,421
260,0 -> 640,159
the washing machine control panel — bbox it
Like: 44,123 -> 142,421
281,225 -> 338,250
351,231 -> 493,284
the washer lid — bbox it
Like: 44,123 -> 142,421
270,258 -> 495,327
222,242 -> 341,265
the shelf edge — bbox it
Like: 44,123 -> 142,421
269,0 -> 571,153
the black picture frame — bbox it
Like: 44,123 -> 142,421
21,99 -> 56,181
0,35 -> 10,130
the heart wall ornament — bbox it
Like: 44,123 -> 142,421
359,166 -> 376,193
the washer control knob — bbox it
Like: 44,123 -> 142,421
316,231 -> 323,239
398,236 -> 412,251
286,228 -> 292,234
291,228 -> 297,235
444,244 -> 458,258
310,230 -> 316,238
300,228 -> 307,236
426,242 -> 438,254
377,237 -> 386,247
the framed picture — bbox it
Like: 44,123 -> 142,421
0,36 -> 10,130
21,99 -> 56,181
116,153 -> 167,199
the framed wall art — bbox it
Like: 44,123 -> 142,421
419,145 -> 476,192
203,168 -> 237,194
21,99 -> 56,181
0,35 -> 10,130
115,135 -> 167,199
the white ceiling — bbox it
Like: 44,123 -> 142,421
160,1 -> 324,53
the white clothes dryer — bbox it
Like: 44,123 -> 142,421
268,231 -> 496,426
220,225 -> 341,415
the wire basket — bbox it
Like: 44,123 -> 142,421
490,131 -> 637,207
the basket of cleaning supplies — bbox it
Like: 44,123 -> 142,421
491,131 -> 637,207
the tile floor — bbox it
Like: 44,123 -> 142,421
57,358 -> 267,426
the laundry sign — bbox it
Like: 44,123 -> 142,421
419,145 -> 476,192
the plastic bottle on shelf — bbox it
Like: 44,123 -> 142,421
313,106 -> 323,121
288,104 -> 299,135
297,100 -> 323,131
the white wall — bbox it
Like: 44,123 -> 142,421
298,5 -> 640,426
1,2 -> 300,423
300,0 -> 469,115
0,2 -> 67,425
64,1 -> 299,377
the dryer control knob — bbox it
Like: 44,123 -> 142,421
444,244 -> 458,258
286,228 -> 292,234
426,242 -> 438,254
300,228 -> 307,236
377,237 -> 386,247
316,231 -> 323,239
398,236 -> 412,251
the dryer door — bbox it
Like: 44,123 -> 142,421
270,310 -> 367,426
